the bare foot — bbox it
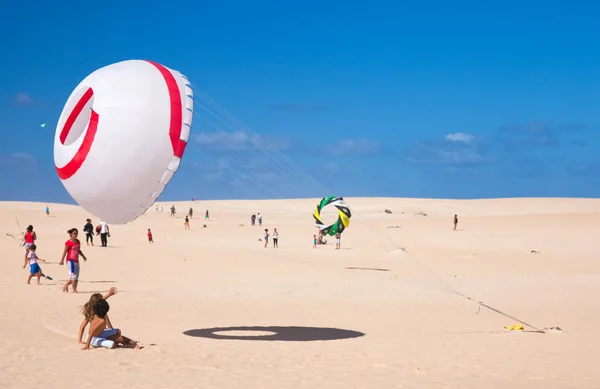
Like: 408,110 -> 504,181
62,285 -> 69,293
37,282 -> 41,285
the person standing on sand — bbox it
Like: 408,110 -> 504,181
335,233 -> 341,250
205,209 -> 209,220
45,206 -> 50,216
84,219 -> 94,246
59,228 -> 88,293
313,235 -> 317,248
184,215 -> 190,230
453,214 -> 458,231
264,229 -> 269,248
189,207 -> 193,219
273,228 -> 279,248
147,229 -> 154,243
23,225 -> 37,261
170,205 -> 176,217
258,212 -> 263,226
99,221 -> 109,247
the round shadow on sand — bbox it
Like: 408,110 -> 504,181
183,326 -> 365,342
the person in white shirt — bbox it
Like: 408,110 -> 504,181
99,221 -> 110,247
273,228 -> 279,248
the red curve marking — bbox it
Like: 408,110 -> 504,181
56,88 -> 99,180
144,60 -> 186,158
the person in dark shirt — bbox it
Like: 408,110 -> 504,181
83,219 -> 95,246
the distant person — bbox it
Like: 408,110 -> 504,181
99,221 -> 110,247
59,228 -> 88,293
83,219 -> 94,246
147,229 -> 154,243
453,214 -> 458,231
257,212 -> 263,226
170,206 -> 176,217
184,215 -> 190,230
23,225 -> 37,261
251,214 -> 256,226
45,206 -> 50,216
313,235 -> 317,248
273,228 -> 279,248
335,233 -> 341,250
23,244 -> 51,284
189,207 -> 193,218
264,229 -> 269,248
205,209 -> 209,220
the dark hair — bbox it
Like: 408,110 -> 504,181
30,244 -> 37,250
27,225 -> 33,231
93,299 -> 110,318
67,228 -> 78,235
86,219 -> 91,223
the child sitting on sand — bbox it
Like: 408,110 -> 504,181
78,287 -> 118,345
80,290 -> 138,350
22,244 -> 52,284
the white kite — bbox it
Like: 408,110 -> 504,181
53,60 -> 194,224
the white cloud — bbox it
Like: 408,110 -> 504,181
195,131 -> 291,151
328,139 -> 380,156
0,152 -> 37,171
14,92 -> 34,106
445,132 -> 474,143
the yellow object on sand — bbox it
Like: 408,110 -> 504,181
504,324 -> 525,331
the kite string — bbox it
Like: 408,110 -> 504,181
189,86 -> 546,333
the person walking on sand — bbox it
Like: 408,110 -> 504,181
45,206 -> 50,216
184,215 -> 190,230
258,212 -> 263,226
251,214 -> 256,226
170,205 -> 176,217
59,228 -> 88,293
313,234 -> 317,248
99,220 -> 109,247
83,219 -> 94,246
205,209 -> 209,221
273,228 -> 279,248
23,225 -> 37,261
264,229 -> 269,248
335,233 -> 341,250
23,244 -> 52,284
189,207 -> 193,219
453,214 -> 458,231
147,229 -> 154,243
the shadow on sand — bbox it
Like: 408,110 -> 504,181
183,326 -> 365,342
346,267 -> 390,272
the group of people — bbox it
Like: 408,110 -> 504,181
20,223 -> 137,350
263,228 -> 279,248
313,231 -> 342,249
83,219 -> 110,247
251,213 -> 263,226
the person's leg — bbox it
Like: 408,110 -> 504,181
63,279 -> 71,292
71,263 -> 80,293
27,273 -> 33,284
36,273 -> 42,285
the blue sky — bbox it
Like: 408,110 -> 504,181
1,0 -> 599,202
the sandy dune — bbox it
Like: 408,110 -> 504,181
1,197 -> 599,388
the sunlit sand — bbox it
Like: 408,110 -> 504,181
1,198 -> 599,388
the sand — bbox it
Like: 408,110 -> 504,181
1,197 -> 599,388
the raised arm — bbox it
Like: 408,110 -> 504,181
102,287 -> 118,300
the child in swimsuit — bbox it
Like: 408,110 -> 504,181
83,298 -> 138,350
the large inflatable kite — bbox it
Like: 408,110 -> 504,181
313,195 -> 351,236
53,60 -> 194,224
